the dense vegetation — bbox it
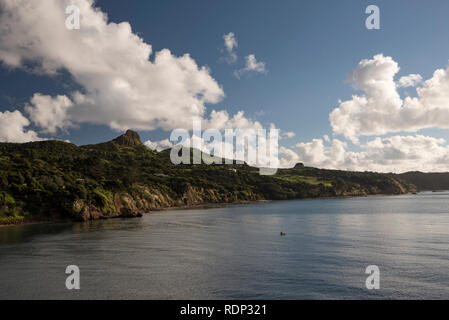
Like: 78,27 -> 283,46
398,172 -> 449,191
0,130 -> 417,225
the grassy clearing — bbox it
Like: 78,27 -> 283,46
274,174 -> 333,187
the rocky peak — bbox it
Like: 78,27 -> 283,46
112,130 -> 142,147
294,162 -> 305,169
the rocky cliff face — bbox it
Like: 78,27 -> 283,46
71,184 -> 260,222
112,130 -> 142,147
69,178 -> 414,222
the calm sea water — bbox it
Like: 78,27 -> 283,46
1,192 -> 449,300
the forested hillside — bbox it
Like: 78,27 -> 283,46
0,130 -> 417,225
398,172 -> 449,191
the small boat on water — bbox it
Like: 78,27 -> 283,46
280,232 -> 286,236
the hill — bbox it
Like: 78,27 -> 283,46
398,172 -> 449,191
0,130 -> 417,225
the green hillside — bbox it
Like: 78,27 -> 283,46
398,171 -> 449,191
0,130 -> 417,225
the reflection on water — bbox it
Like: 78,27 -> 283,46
0,223 -> 73,244
1,192 -> 449,299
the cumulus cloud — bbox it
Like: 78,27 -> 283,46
144,139 -> 173,151
0,0 -> 242,133
294,138 -> 347,168
330,54 -> 449,142
203,110 -> 263,131
234,54 -> 267,79
25,94 -> 74,134
277,135 -> 449,173
145,130 -> 449,173
279,146 -> 301,168
0,110 -> 42,142
397,73 -> 422,88
223,32 -> 238,64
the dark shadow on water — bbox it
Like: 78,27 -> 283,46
0,217 -> 145,245
0,222 -> 74,245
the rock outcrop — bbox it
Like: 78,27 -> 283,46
112,130 -> 142,147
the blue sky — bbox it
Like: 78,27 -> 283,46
1,0 -> 449,171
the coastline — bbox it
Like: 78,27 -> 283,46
0,192 -> 418,228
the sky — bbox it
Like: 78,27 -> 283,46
1,0 -> 449,172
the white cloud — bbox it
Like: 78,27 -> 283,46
279,146 -> 301,168
353,135 -> 449,172
144,139 -> 173,151
283,131 -> 296,139
223,32 -> 238,64
0,0 -> 234,133
234,54 -> 267,79
276,135 -> 449,173
25,93 -> 74,134
294,138 -> 347,168
330,54 -> 449,143
0,110 -> 42,143
146,131 -> 449,173
397,73 -> 422,88
203,110 -> 263,131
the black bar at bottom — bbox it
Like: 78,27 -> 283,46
0,300 -> 445,319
